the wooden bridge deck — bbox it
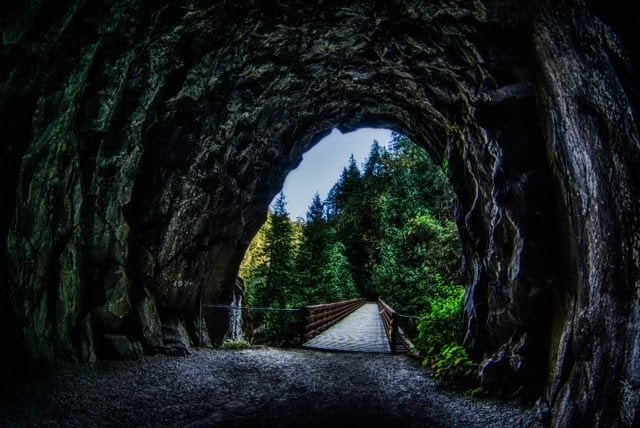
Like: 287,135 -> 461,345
302,303 -> 391,353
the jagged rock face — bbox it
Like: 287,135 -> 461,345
1,1 -> 638,426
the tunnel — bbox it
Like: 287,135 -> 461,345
1,1 -> 638,426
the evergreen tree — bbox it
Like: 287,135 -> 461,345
239,222 -> 268,280
370,134 -> 461,314
331,166 -> 371,296
363,139 -> 387,179
386,133 -> 453,219
306,192 -> 325,223
294,193 -> 332,304
360,139 -> 390,288
327,143 -> 389,298
321,241 -> 359,301
326,155 -> 361,220
247,192 -> 293,308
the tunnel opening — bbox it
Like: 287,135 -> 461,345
212,126 -> 469,371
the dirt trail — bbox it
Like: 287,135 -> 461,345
0,348 -> 541,427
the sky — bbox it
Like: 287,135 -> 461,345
272,128 -> 394,220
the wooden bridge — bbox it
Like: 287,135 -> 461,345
301,298 -> 411,354
205,298 -> 413,354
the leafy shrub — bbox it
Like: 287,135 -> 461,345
414,287 -> 478,386
222,339 -> 251,350
249,310 -> 301,347
415,286 -> 465,364
430,343 -> 477,384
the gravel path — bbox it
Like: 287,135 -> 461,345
0,348 -> 541,427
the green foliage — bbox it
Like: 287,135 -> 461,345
241,190 -> 363,346
414,287 -> 478,386
369,134 -> 461,315
293,193 -> 332,305
325,145 -> 390,298
249,310 -> 301,347
326,155 -> 373,296
469,386 -> 485,398
245,192 -> 294,309
326,154 -> 362,219
292,193 -> 361,305
222,339 -> 251,350
321,241 -> 359,301
239,220 -> 268,279
415,287 -> 464,361
240,133 -> 468,361
241,193 -> 305,346
430,343 -> 477,384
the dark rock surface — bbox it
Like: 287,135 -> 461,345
0,348 -> 541,428
100,334 -> 144,360
0,1 -> 638,426
160,317 -> 192,356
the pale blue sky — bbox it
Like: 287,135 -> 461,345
273,128 -> 394,220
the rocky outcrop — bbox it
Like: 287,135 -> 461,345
100,334 -> 144,360
531,4 -> 639,425
0,1 -> 637,426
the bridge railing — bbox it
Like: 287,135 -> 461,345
303,298 -> 367,341
377,298 -> 398,353
377,298 -> 413,354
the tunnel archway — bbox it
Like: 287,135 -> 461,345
2,1 -> 638,426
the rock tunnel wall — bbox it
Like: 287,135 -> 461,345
1,1 -> 638,426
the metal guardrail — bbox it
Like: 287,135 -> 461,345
303,298 -> 367,341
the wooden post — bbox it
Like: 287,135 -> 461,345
390,312 -> 398,354
299,307 -> 308,346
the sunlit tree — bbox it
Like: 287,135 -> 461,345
246,192 -> 293,308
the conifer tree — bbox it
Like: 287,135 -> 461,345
327,145 -> 389,298
294,193 -> 332,304
371,134 -> 460,314
326,155 -> 361,220
322,241 -> 359,301
363,139 -> 387,179
247,192 -> 293,308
